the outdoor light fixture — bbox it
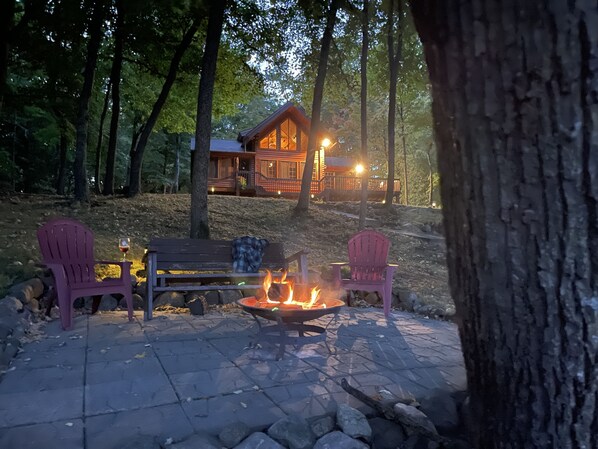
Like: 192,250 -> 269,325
277,190 -> 281,195
311,194 -> 314,199
355,164 -> 365,174
321,137 -> 331,148
211,187 -> 215,193
382,200 -> 386,204
432,201 -> 437,208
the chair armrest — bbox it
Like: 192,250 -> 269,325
285,250 -> 309,284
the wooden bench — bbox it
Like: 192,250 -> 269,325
144,238 -> 309,320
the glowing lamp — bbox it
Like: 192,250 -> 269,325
321,138 -> 331,148
355,164 -> 365,174
211,187 -> 215,193
277,190 -> 281,195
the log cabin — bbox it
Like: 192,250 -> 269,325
192,102 -> 401,200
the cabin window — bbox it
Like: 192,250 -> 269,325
209,159 -> 218,178
260,160 -> 277,178
259,129 -> 277,150
279,161 -> 297,179
280,119 -> 297,151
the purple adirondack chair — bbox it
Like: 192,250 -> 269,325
37,218 -> 134,330
331,230 -> 398,317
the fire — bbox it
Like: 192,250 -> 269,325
259,270 -> 325,309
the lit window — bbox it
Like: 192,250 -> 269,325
260,160 -> 277,178
279,161 -> 298,179
259,129 -> 277,149
280,119 -> 297,151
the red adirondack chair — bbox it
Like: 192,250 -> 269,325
331,230 -> 398,317
37,218 -> 134,330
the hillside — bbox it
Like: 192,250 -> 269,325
0,194 -> 452,314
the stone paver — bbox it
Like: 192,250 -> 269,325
0,308 -> 466,447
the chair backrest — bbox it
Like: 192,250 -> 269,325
347,229 -> 390,281
37,218 -> 97,284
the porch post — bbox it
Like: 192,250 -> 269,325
235,157 -> 240,196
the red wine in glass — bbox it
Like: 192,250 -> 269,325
118,237 -> 130,261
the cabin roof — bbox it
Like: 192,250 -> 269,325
325,156 -> 354,168
210,139 -> 244,152
237,102 -> 311,144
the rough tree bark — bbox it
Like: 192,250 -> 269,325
173,134 -> 180,193
103,0 -> 125,195
73,0 -> 105,202
127,18 -> 200,198
190,2 -> 226,239
56,128 -> 68,195
411,1 -> 598,447
399,101 -> 408,205
384,0 -> 403,206
94,81 -> 111,194
358,0 -> 369,230
295,0 -> 340,213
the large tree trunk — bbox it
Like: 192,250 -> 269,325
411,1 -> 598,448
94,81 -> 111,194
56,128 -> 68,195
127,19 -> 200,197
399,101 -> 408,205
295,0 -> 340,213
103,0 -> 125,196
384,0 -> 403,206
173,134 -> 180,193
73,0 -> 105,202
358,0 -> 369,230
190,2 -> 226,239
0,0 -> 15,114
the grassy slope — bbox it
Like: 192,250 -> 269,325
0,194 -> 451,310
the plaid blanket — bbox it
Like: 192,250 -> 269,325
232,236 -> 269,273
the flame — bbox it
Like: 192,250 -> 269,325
260,269 -> 324,309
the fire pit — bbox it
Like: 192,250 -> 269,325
237,271 -> 344,360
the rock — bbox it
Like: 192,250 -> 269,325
25,297 -> 40,313
130,274 -> 138,287
9,278 -> 45,303
187,296 -> 208,316
419,389 -> 460,435
98,294 -> 118,311
336,404 -> 371,441
220,289 -> 243,305
84,296 -> 96,310
0,322 -> 12,340
392,403 -> 437,435
311,415 -> 335,438
119,294 -> 144,310
233,432 -> 286,449
364,292 -> 380,305
0,296 -> 24,314
135,281 -> 147,296
407,292 -> 421,311
267,414 -> 315,449
368,417 -> 406,449
118,435 -> 161,449
204,290 -> 220,306
313,431 -> 369,449
169,433 -> 220,449
219,421 -> 251,448
154,291 -> 185,308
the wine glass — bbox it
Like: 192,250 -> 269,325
118,237 -> 130,262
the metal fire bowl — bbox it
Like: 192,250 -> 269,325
237,297 -> 344,323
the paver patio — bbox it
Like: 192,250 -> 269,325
0,307 -> 466,449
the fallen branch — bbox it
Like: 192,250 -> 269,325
340,378 -> 456,447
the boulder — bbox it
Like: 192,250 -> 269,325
204,290 -> 220,306
220,289 -> 243,305
313,431 -> 369,449
25,297 -> 40,313
135,281 -> 147,297
187,296 -> 208,316
98,294 -> 118,311
119,294 -> 144,310
9,278 -> 45,304
0,296 -> 24,315
233,432 -> 285,449
392,403 -> 437,435
219,421 -> 251,448
130,274 -> 138,287
368,417 -> 406,449
336,404 -> 371,441
419,389 -> 460,435
154,291 -> 185,308
310,415 -> 335,438
364,292 -> 380,305
267,414 -> 315,449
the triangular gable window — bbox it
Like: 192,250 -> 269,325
258,119 -> 303,151
259,129 -> 277,149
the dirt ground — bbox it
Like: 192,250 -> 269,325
0,194 -> 452,314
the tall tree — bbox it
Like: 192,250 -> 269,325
94,80 -> 111,194
358,0 -> 369,229
190,1 -> 227,238
411,1 -> 598,447
103,0 -> 126,195
73,0 -> 105,202
384,0 -> 403,206
296,0 -> 340,213
127,17 -> 201,197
